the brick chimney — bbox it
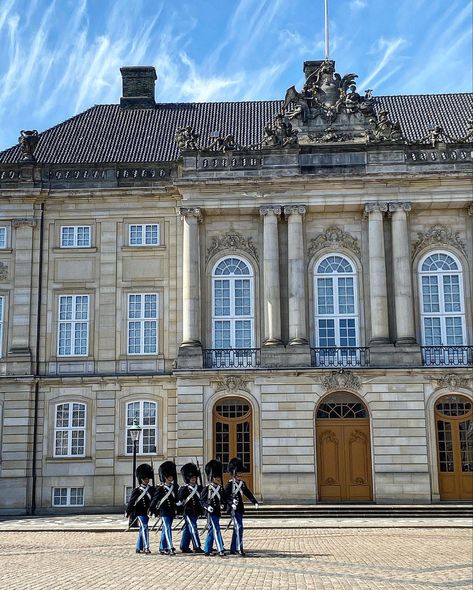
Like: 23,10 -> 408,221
120,66 -> 157,109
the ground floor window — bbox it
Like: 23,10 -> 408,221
52,487 -> 84,507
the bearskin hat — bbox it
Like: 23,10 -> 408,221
136,463 -> 154,483
228,457 -> 245,474
180,462 -> 199,483
204,459 -> 223,482
158,460 -> 177,483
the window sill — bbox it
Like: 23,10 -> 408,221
46,456 -> 92,463
121,245 -> 166,252
0,248 -> 13,254
117,454 -> 161,461
52,247 -> 97,254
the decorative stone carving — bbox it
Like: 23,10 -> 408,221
308,226 -> 361,259
175,126 -> 200,151
459,117 -> 473,143
260,206 -> 282,217
214,376 -> 250,394
468,203 -> 473,217
12,218 -> 37,229
321,370 -> 361,393
206,231 -> 258,263
388,202 -> 411,214
365,111 -> 403,142
18,130 -> 39,163
363,202 -> 389,217
0,262 -> 8,281
262,114 -> 299,147
179,207 -> 203,223
433,373 -> 470,390
206,133 -> 240,152
283,205 -> 306,217
412,224 -> 466,259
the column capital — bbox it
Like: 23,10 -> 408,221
284,205 -> 306,217
363,202 -> 388,218
260,205 -> 282,217
388,201 -> 411,214
180,207 -> 203,222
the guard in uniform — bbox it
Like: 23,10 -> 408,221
125,463 -> 155,554
224,457 -> 258,556
200,459 -> 228,557
177,462 -> 204,553
149,460 -> 178,555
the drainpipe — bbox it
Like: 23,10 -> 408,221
31,201 -> 44,515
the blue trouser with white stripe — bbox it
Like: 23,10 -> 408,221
136,515 -> 150,551
180,514 -> 201,550
204,514 -> 224,553
159,515 -> 174,551
230,511 -> 244,553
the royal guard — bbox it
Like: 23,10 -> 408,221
149,460 -> 178,555
177,462 -> 204,553
224,457 -> 258,556
200,459 -> 228,557
125,463 -> 155,554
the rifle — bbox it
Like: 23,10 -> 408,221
124,515 -> 138,532
225,471 -> 237,532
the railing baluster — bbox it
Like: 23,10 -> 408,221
421,346 -> 472,367
310,347 -> 370,368
203,348 -> 261,368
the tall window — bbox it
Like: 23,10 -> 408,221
58,295 -> 89,356
314,255 -> 359,348
212,257 -> 254,348
126,401 -> 157,454
0,227 -> 6,248
60,226 -> 91,248
127,294 -> 158,354
54,402 -> 86,457
0,296 -> 4,357
419,252 -> 466,346
129,224 -> 160,246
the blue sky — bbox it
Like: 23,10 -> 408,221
0,0 -> 472,150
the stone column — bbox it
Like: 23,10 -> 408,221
389,202 -> 416,345
364,203 -> 390,344
179,207 -> 203,348
260,206 -> 282,345
284,205 -> 307,345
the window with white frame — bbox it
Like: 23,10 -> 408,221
54,402 -> 86,457
212,257 -> 254,348
60,226 -> 91,248
129,224 -> 160,246
126,400 -> 157,455
419,252 -> 466,347
127,294 -> 158,355
52,487 -> 84,506
314,255 -> 359,348
58,295 -> 89,356
0,227 -> 6,249
0,296 -> 4,358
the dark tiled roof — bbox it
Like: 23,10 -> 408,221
0,94 -> 471,165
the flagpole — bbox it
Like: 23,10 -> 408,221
324,0 -> 329,60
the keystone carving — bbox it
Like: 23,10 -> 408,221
308,226 -> 361,259
433,373 -> 470,390
12,218 -> 37,229
0,262 -> 8,281
321,370 -> 361,393
214,376 -> 250,394
206,231 -> 258,263
412,224 -> 466,259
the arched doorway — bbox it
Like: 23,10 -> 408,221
435,394 -> 473,500
213,397 -> 253,488
316,392 -> 373,502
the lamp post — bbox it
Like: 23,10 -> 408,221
129,416 -> 142,489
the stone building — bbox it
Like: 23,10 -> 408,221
0,61 -> 472,514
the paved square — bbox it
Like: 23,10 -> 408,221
0,527 -> 471,589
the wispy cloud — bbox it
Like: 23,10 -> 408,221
358,37 -> 408,90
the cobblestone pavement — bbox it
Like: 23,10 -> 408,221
0,528 -> 471,589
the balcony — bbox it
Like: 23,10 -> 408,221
203,348 -> 261,369
310,347 -> 370,368
421,346 -> 473,367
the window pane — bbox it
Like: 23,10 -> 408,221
317,278 -> 334,314
421,276 -> 440,313
339,318 -> 357,347
142,428 -> 156,453
143,320 -> 157,353
318,319 -> 336,347
53,488 -> 68,506
214,321 -> 231,348
73,322 -> 88,355
56,404 -> 69,428
423,317 -> 442,345
235,320 -> 252,347
72,403 -> 85,427
214,280 -> 230,316
145,224 -> 159,245
0,227 -> 6,248
445,317 -> 464,345
71,430 -> 85,455
70,488 -> 84,506
129,225 -> 143,245
75,296 -> 89,320
338,277 -> 355,314
443,275 -> 461,313
59,296 -> 73,321
128,294 -> 142,319
144,294 -> 157,319
127,402 -> 140,425
234,279 -> 251,316
128,321 -> 141,354
55,431 -> 69,456
61,227 -> 75,247
76,227 -> 90,247
143,402 -> 156,426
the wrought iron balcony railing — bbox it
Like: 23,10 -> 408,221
310,347 -> 370,368
203,348 -> 261,369
421,346 -> 473,367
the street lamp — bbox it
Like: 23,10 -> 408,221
129,415 -> 142,489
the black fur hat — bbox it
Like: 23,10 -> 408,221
228,457 -> 245,474
204,459 -> 223,482
159,460 -> 177,483
180,462 -> 199,483
136,463 -> 154,483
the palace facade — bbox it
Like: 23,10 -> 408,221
0,61 -> 472,514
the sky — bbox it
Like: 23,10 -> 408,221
0,0 -> 472,150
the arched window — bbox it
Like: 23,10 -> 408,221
314,255 -> 359,351
419,252 -> 466,348
212,257 -> 254,349
126,400 -> 157,455
54,402 -> 86,457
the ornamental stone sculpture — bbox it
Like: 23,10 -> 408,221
262,114 -> 299,147
175,126 -> 199,151
366,111 -> 403,142
18,130 -> 39,163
